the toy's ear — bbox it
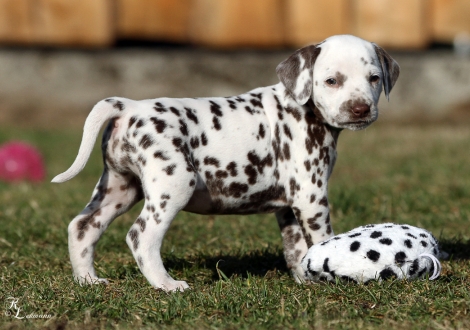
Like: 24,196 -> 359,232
373,44 -> 400,100
276,44 -> 322,105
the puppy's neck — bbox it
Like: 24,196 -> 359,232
306,98 -> 343,136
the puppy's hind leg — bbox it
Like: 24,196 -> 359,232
68,170 -> 142,285
126,160 -> 197,292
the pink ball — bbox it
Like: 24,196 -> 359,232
0,141 -> 46,183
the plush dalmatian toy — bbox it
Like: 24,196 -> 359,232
301,223 -> 442,283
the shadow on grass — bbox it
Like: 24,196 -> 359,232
112,237 -> 470,285
165,249 -> 289,281
439,237 -> 470,260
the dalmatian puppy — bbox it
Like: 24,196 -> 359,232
52,35 -> 400,292
301,223 -> 441,283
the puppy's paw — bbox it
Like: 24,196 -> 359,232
91,278 -> 110,285
158,280 -> 190,292
291,266 -> 308,284
75,274 -> 109,286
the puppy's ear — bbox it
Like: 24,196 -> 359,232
276,45 -> 321,105
373,44 -> 400,100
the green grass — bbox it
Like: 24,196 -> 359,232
0,124 -> 469,329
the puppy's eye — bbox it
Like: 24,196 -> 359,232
326,78 -> 337,86
369,75 -> 380,83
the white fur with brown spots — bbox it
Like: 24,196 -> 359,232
52,35 -> 399,292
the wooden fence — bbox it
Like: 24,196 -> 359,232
0,0 -> 469,48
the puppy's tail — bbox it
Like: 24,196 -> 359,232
51,98 -> 126,183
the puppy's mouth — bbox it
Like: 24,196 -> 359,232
337,119 -> 374,131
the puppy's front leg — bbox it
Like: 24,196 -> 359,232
278,189 -> 333,282
276,208 -> 309,282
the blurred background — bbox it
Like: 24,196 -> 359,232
0,0 -> 469,128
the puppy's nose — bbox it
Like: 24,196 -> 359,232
351,103 -> 370,118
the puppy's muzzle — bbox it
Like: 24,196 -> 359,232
351,103 -> 371,119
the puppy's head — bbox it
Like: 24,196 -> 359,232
276,35 -> 400,130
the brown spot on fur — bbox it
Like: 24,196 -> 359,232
227,182 -> 249,198
283,124 -> 293,140
137,155 -> 146,166
282,143 -> 290,160
128,116 -> 137,128
112,100 -> 124,111
326,224 -> 332,234
201,133 -> 208,146
227,99 -> 237,109
129,229 -> 139,250
163,164 -> 177,175
204,157 -> 220,168
172,138 -> 182,148
307,212 -> 323,230
304,160 -> 311,172
247,152 -> 273,174
213,116 -> 222,130
146,204 -> 156,213
319,196 -> 328,207
210,101 -> 223,116
136,120 -> 145,128
190,137 -> 200,149
179,120 -> 189,136
274,169 -> 280,180
244,165 -> 257,184
150,117 -> 167,133
170,107 -> 180,116
289,178 -> 300,197
136,217 -> 146,232
121,139 -> 137,153
154,151 -> 170,160
285,106 -> 302,121
258,124 -> 266,139
310,194 -> 316,203
139,134 -> 153,149
273,95 -> 284,120
248,185 -> 286,205
215,170 -> 228,179
154,102 -> 167,112
250,98 -> 263,108
226,162 -> 237,176
185,107 -> 198,123
77,210 -> 102,240
335,71 -> 348,87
